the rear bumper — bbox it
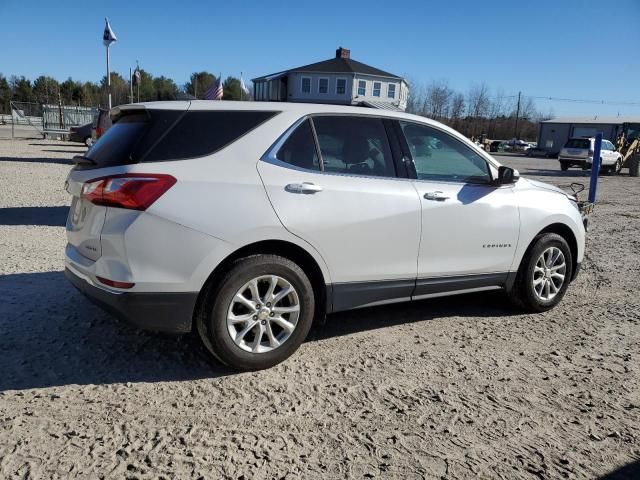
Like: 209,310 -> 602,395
558,157 -> 587,164
65,267 -> 197,333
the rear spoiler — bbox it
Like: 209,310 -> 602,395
110,104 -> 149,123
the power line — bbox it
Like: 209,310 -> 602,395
496,94 -> 640,107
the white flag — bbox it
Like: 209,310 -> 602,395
103,18 -> 117,47
240,74 -> 250,95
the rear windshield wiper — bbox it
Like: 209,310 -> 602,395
72,155 -> 96,166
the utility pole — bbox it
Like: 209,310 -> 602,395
514,91 -> 521,139
129,67 -> 133,104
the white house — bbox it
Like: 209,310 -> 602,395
252,48 -> 409,111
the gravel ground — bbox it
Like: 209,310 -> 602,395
0,141 -> 638,479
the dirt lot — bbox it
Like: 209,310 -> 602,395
0,141 -> 638,479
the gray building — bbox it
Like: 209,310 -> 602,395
538,116 -> 640,155
252,47 -> 409,111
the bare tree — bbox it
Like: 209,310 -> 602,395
467,82 -> 490,118
450,93 -> 465,121
422,80 -> 453,120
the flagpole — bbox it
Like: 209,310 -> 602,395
106,44 -> 111,109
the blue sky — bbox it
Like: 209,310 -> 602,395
1,0 -> 639,116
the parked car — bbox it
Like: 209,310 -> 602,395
489,140 -> 505,152
69,123 -> 93,146
65,102 -> 587,370
558,137 -> 623,173
91,108 -> 112,143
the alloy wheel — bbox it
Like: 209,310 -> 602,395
532,247 -> 566,301
226,275 -> 300,353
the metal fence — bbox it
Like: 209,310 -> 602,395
6,101 -> 98,139
42,104 -> 96,130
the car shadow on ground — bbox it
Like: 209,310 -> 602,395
520,168 -> 592,178
41,148 -> 86,154
0,156 -> 74,165
0,271 -> 231,391
0,270 -> 520,391
0,206 -> 69,226
598,460 -> 640,479
309,290 -> 516,342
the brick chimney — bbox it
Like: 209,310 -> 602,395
336,47 -> 350,59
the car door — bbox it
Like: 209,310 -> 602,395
258,115 -> 421,311
396,121 -> 520,297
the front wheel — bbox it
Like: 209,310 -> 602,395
509,233 -> 573,312
560,162 -> 569,171
197,254 -> 315,371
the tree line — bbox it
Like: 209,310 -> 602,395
406,80 -> 549,141
0,70 -> 251,114
1,71 -> 546,140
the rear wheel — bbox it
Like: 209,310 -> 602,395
509,233 -> 573,312
560,162 -> 569,171
613,158 -> 622,175
198,255 -> 315,371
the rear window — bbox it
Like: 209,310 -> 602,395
564,138 -> 590,149
85,109 -> 278,167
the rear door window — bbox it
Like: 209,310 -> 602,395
311,116 -> 397,178
275,120 -> 320,171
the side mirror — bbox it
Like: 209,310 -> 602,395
497,166 -> 519,185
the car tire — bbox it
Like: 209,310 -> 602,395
613,158 -> 622,175
560,162 -> 569,171
509,233 -> 573,313
197,254 -> 315,371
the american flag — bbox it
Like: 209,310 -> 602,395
204,77 -> 223,100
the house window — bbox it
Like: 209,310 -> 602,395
336,78 -> 346,95
373,82 -> 381,97
301,77 -> 311,94
357,80 -> 366,96
319,78 -> 329,94
387,83 -> 396,99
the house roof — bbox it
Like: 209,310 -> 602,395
361,100 -> 404,112
541,116 -> 640,125
253,57 -> 402,81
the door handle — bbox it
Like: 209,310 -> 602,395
285,182 -> 323,194
424,191 -> 449,201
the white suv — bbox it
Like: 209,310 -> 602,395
558,137 -> 623,173
65,101 -> 587,370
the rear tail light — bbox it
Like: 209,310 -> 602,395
96,127 -> 104,137
81,173 -> 176,210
